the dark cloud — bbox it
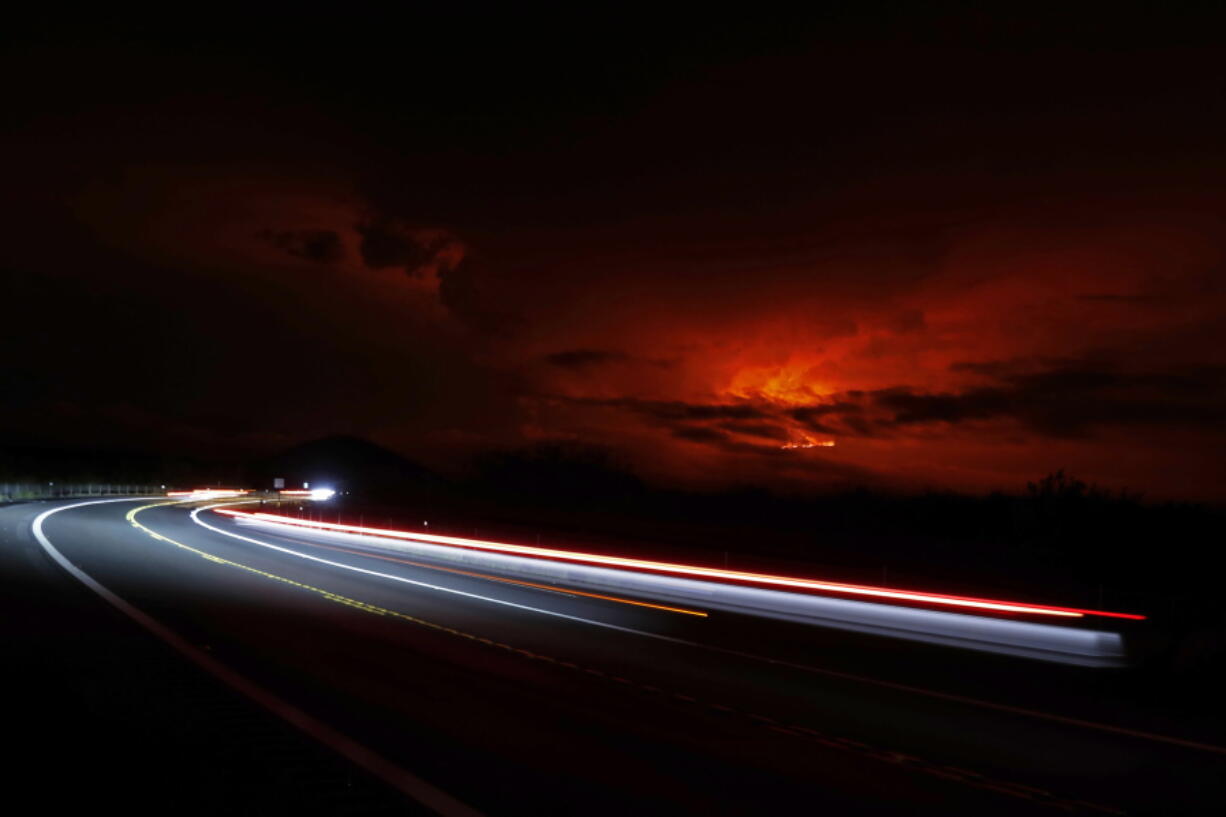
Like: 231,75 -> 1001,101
259,228 -> 344,263
581,398 -> 770,423
670,425 -> 793,457
436,256 -> 525,335
719,422 -> 791,441
1077,293 -> 1161,304
353,218 -> 465,291
789,402 -> 865,436
671,426 -> 730,444
870,364 -> 1226,438
356,218 -> 434,271
948,357 -> 1082,378
873,386 -> 1009,427
543,349 -> 631,370
542,349 -> 674,371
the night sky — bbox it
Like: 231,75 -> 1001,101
4,7 -> 1225,499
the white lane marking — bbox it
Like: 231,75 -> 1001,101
195,503 -> 1226,759
32,498 -> 484,817
248,523 -> 704,613
190,504 -> 694,640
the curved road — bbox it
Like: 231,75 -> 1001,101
8,497 -> 1226,815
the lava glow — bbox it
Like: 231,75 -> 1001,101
782,437 -> 836,450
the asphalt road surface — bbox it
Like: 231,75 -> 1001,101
5,497 -> 1226,815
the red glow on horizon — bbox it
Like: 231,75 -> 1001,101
212,507 -> 1146,621
782,437 -> 836,450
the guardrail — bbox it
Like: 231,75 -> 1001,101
0,483 -> 165,502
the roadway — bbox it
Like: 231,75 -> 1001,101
7,496 -> 1226,815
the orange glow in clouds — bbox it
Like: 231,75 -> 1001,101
727,362 -> 831,405
782,437 -> 836,450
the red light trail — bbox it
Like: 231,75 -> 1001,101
212,508 -> 1146,621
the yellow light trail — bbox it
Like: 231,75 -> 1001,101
126,503 -> 705,626
270,534 -> 708,617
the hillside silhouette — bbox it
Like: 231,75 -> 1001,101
248,435 -> 441,498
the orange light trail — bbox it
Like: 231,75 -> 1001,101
269,535 -> 708,617
214,509 -> 1147,621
